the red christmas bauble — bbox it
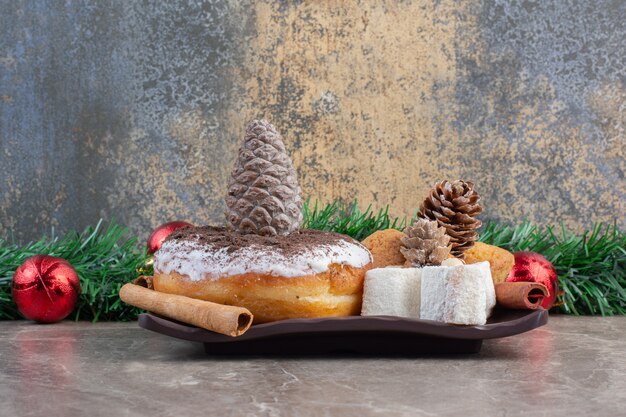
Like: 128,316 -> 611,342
12,255 -> 81,323
507,251 -> 559,309
147,221 -> 193,253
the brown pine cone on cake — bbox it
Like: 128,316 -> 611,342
225,119 -> 303,236
154,119 -> 374,324
418,180 -> 482,259
400,218 -> 452,266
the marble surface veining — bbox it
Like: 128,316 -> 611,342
0,317 -> 625,417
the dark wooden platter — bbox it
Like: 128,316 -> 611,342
138,308 -> 548,355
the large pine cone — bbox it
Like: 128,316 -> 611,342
225,120 -> 303,236
400,218 -> 451,266
418,180 -> 482,258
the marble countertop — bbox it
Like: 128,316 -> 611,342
1,317 -> 624,417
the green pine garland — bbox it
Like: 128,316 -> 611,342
302,199 -> 406,241
479,222 -> 626,315
0,220 -> 148,321
0,200 -> 624,320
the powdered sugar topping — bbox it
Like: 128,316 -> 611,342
154,236 -> 372,281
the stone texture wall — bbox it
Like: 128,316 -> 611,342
1,0 -> 624,242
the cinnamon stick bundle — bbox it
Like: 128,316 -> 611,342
119,283 -> 253,337
495,282 -> 549,310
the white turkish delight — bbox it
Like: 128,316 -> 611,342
361,267 -> 422,318
421,261 -> 495,325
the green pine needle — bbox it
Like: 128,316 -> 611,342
302,198 -> 405,241
479,221 -> 625,316
0,220 -> 149,321
0,199 -> 624,320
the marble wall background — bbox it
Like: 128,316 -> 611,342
1,0 -> 624,242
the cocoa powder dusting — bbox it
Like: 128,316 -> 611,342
165,226 -> 363,255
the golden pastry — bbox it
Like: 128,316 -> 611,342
464,242 -> 515,283
362,229 -> 407,268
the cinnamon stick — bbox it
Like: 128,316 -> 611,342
119,283 -> 253,337
495,282 -> 549,310
134,275 -> 154,289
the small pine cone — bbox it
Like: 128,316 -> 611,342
418,180 -> 482,259
400,218 -> 451,266
225,119 -> 303,236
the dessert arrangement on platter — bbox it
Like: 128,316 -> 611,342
117,119 -> 554,345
